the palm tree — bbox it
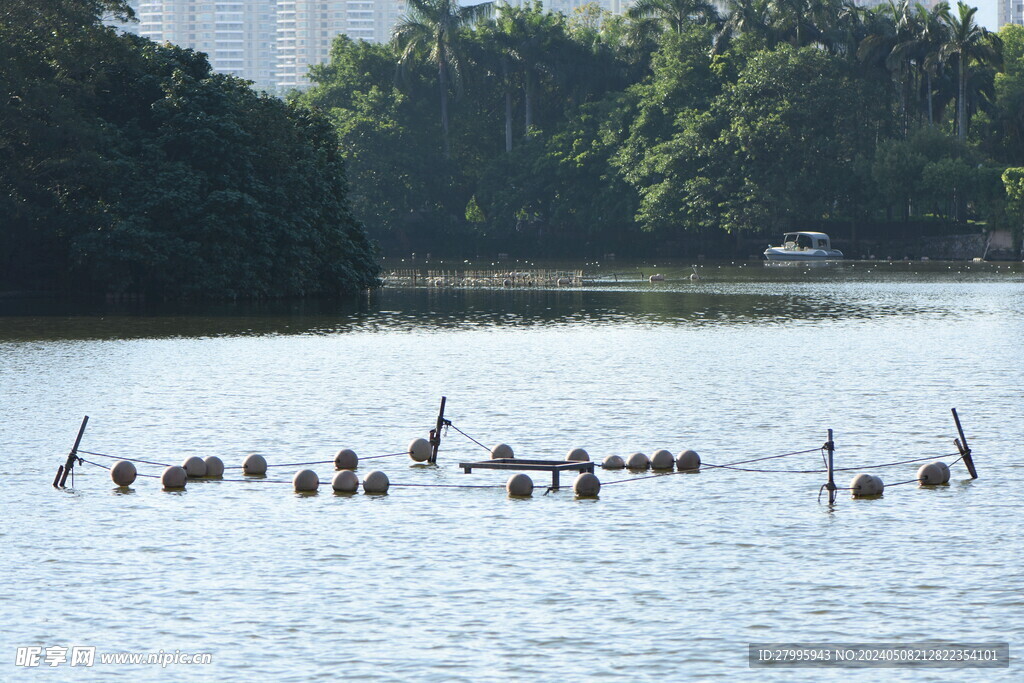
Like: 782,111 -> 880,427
714,0 -> 772,54
917,2 -> 950,127
856,6 -> 898,73
393,0 -> 493,157
940,1 -> 999,142
769,0 -> 820,48
495,2 -> 561,136
626,0 -> 721,35
885,0 -> 924,135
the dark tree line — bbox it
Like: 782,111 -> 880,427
1,0 -> 379,297
298,0 -> 1024,256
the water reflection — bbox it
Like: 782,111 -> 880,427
0,261 -> 1020,340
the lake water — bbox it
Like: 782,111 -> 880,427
2,260 -> 1022,680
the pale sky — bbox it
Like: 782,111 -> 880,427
978,0 -> 997,31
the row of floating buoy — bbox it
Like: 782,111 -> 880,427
489,444 -> 702,472
849,461 -> 951,497
107,437 -> 442,490
292,469 -> 390,493
105,441 -> 955,499
506,471 -> 601,497
110,456 -> 225,487
112,461 -> 393,494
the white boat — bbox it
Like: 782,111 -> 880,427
764,232 -> 844,261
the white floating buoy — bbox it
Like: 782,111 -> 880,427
293,469 -> 319,492
601,455 -> 625,469
491,443 -> 514,460
573,472 -> 601,497
917,461 -> 951,485
181,456 -> 206,478
650,449 -> 674,470
332,470 -> 359,493
626,452 -> 650,470
162,465 -> 187,489
335,448 -> 358,470
204,456 -> 224,478
243,454 -> 267,475
676,449 -> 701,471
566,447 -> 589,462
110,460 -> 137,486
506,473 -> 533,497
648,274 -> 664,282
363,470 -> 390,494
408,438 -> 431,462
851,473 -> 884,497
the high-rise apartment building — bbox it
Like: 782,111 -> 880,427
276,0 -> 405,90
112,1 -> 405,92
999,0 -> 1023,28
853,0 -> 947,10
116,1 -> 277,90
540,0 -> 627,15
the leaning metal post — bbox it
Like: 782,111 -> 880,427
55,416 -> 89,488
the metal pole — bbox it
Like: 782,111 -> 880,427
57,416 -> 89,488
429,397 -> 446,464
826,428 -> 836,505
951,408 -> 978,479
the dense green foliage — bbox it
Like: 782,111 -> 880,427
299,0 -> 1023,256
1,0 -> 379,296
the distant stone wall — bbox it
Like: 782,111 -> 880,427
984,229 -> 1020,261
835,233 -> 988,261
918,233 -> 988,260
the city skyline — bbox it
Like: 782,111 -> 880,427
109,0 -> 1002,93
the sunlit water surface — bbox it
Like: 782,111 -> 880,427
2,261 -> 1022,680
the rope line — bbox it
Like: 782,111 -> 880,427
78,450 -> 173,468
77,458 -> 500,489
722,447 -> 822,466
256,459 -> 333,469
216,453 -> 410,470
390,483 -> 504,489
603,472 -> 679,486
703,463 -> 825,474
831,452 -> 962,472
80,458 -> 110,470
80,459 -> 162,479
603,449 -> 966,484
70,439 -> 972,496
448,424 -> 492,452
701,451 -> 964,475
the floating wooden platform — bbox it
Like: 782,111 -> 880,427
459,458 -> 595,489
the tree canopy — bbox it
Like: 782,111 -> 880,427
299,0 -> 1020,257
1,0 -> 379,297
